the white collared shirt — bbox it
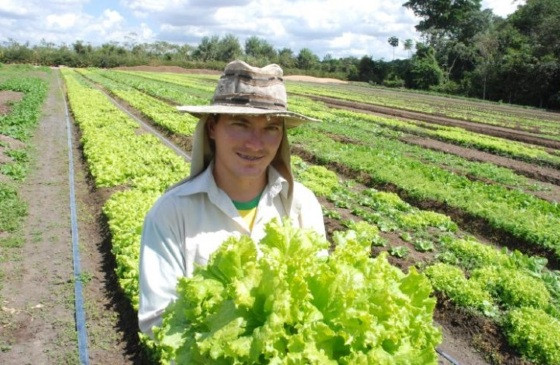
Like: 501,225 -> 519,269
138,163 -> 325,335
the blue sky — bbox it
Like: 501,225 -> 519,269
1,0 -> 524,60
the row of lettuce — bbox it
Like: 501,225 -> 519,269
0,65 -> 48,249
60,68 -> 190,312
71,68 -> 560,363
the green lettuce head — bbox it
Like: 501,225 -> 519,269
153,218 -> 441,364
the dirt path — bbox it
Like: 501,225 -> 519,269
0,70 -> 141,364
0,71 -> 78,363
307,94 -> 560,150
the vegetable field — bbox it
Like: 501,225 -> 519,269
1,64 -> 559,364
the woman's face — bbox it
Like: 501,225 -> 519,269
208,114 -> 284,182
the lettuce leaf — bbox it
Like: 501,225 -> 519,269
153,218 -> 441,364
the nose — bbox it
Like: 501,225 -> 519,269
244,128 -> 265,150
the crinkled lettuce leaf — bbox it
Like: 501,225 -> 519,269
153,218 -> 441,364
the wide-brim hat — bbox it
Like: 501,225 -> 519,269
176,60 -> 320,128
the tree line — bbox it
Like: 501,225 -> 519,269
1,0 -> 558,109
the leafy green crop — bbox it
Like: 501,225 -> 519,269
153,219 -> 441,364
424,263 -> 497,316
472,266 -> 552,310
504,307 -> 560,364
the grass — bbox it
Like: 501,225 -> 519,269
0,182 -> 28,233
0,235 -> 25,248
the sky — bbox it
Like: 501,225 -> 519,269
1,0 -> 525,60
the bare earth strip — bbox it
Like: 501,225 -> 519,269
0,71 -> 78,364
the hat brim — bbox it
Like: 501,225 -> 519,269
176,105 -> 319,128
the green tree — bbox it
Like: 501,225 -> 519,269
278,48 -> 296,69
404,39 -> 414,57
406,43 -> 444,89
388,36 -> 399,60
403,0 -> 483,43
487,0 -> 560,107
296,48 -> 319,70
193,35 -> 220,61
245,36 -> 277,64
1,39 -> 33,63
471,30 -> 499,99
357,56 -> 389,84
217,34 -> 243,62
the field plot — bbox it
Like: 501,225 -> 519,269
287,82 -> 560,143
1,65 -> 559,364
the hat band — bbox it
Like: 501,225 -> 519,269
213,94 -> 286,111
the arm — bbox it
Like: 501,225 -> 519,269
138,204 -> 185,337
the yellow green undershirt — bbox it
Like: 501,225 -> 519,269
232,192 -> 262,230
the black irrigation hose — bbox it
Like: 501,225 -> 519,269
437,347 -> 461,365
58,70 -> 89,364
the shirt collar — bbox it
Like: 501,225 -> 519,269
173,161 -> 289,200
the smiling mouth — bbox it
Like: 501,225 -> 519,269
237,153 -> 263,161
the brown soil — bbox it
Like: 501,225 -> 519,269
0,91 -> 23,115
0,135 -> 25,150
434,297 -> 530,365
308,94 -> 560,150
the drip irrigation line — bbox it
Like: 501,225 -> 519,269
437,347 -> 461,365
58,70 -> 90,365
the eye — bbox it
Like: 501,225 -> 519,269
266,124 -> 282,132
230,120 -> 248,128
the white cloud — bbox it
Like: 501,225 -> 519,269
101,9 -> 124,28
482,0 -> 525,17
0,0 -> 528,59
0,0 -> 31,17
46,13 -> 79,30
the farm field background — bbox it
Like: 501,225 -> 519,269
1,64 -> 559,364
